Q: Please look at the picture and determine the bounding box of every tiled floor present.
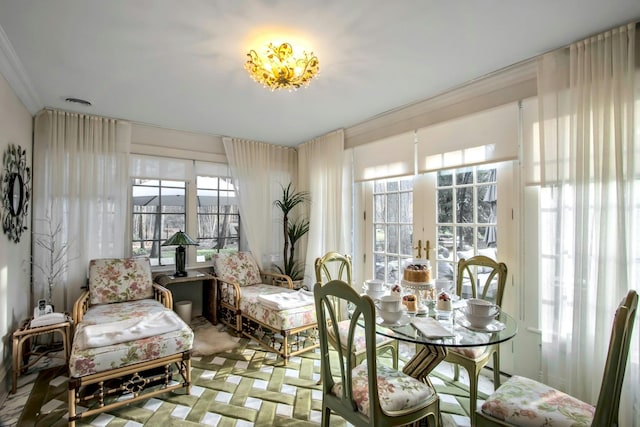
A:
[1,348,67,426]
[0,342,499,427]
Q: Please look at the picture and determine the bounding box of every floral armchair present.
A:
[68,258,193,426]
[212,251,318,364]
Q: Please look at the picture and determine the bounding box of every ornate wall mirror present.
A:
[2,143,31,243]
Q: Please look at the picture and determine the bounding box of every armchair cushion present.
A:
[89,257,154,305]
[213,251,261,287]
[69,298,193,377]
[331,363,436,417]
[480,375,595,426]
[238,284,316,330]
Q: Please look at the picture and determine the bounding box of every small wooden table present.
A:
[154,270,217,324]
[12,315,72,394]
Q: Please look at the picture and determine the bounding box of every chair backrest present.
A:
[314,279,379,418]
[315,252,353,321]
[456,255,507,306]
[593,289,638,426]
[88,257,154,305]
[314,252,352,285]
[212,251,262,287]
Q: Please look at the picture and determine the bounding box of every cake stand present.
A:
[400,279,435,315]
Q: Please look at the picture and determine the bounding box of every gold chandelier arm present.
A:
[245,42,320,91]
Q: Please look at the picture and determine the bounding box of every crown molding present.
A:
[0,23,42,114]
[344,58,537,149]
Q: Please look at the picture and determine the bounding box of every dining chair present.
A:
[444,255,507,425]
[314,278,441,427]
[314,251,398,369]
[476,289,638,426]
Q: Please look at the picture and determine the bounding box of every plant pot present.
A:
[275,278,306,290]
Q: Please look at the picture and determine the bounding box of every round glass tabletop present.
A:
[365,309,518,348]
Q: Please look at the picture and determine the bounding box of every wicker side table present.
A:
[11,315,72,394]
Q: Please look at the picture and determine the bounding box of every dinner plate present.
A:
[457,316,506,333]
[377,314,411,327]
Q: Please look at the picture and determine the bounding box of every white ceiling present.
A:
[1,1,639,146]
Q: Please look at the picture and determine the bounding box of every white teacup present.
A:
[467,298,500,316]
[463,309,497,328]
[380,307,404,324]
[365,279,385,292]
[377,295,403,312]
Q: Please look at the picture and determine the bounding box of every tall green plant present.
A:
[273,183,310,280]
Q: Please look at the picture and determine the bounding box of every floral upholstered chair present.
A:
[314,251,398,370]
[444,254,508,425]
[315,279,440,427]
[68,258,193,426]
[477,290,637,427]
[212,251,318,364]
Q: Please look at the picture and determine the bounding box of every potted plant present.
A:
[273,183,310,283]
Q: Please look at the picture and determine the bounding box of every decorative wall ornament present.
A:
[2,143,31,243]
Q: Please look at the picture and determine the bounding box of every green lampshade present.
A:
[161,230,198,247]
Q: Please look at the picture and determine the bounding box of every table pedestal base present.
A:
[402,345,447,382]
[402,345,447,427]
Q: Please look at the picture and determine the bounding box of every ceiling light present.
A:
[245,42,319,91]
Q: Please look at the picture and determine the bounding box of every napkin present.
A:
[410,317,455,338]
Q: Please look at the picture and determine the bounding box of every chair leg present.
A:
[492,350,501,389]
[391,342,399,369]
[321,404,331,427]
[68,386,77,427]
[453,363,460,381]
[469,367,479,427]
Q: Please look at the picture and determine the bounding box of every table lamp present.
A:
[161,230,198,277]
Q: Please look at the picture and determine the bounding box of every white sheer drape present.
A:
[298,129,351,289]
[222,137,297,269]
[536,23,639,424]
[32,109,130,312]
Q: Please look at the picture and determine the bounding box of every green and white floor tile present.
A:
[0,336,499,426]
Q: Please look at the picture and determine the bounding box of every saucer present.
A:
[377,314,411,327]
[457,316,506,332]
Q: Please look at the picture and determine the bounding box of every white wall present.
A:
[0,71,32,393]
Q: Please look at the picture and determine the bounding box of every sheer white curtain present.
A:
[298,129,351,289]
[222,137,297,269]
[32,109,130,312]
[536,23,639,424]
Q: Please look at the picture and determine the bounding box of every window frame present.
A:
[129,159,242,271]
[195,174,241,261]
[131,178,187,268]
[368,177,415,283]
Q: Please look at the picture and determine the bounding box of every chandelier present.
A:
[245,42,319,91]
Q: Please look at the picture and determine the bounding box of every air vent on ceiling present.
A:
[64,97,92,106]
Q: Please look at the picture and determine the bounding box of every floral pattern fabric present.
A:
[239,284,316,330]
[212,252,262,287]
[332,320,395,352]
[69,299,194,377]
[331,363,435,417]
[89,258,154,305]
[481,375,595,426]
[449,345,486,358]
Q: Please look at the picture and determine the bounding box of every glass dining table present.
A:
[365,308,518,382]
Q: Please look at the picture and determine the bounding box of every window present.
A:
[196,175,240,262]
[436,165,498,282]
[129,156,242,269]
[131,179,186,266]
[372,178,414,283]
